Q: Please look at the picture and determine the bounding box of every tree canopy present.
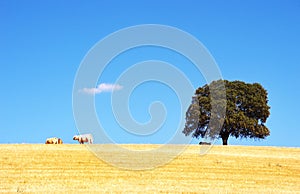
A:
[183,80,270,145]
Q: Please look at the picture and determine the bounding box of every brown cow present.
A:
[45,137,63,144]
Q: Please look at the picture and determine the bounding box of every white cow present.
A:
[73,134,93,144]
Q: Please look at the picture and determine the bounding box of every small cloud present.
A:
[79,83,123,94]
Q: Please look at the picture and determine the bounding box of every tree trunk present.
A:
[222,138,228,145]
[221,133,229,145]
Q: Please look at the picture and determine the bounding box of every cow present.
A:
[45,137,63,144]
[199,142,211,145]
[73,134,93,144]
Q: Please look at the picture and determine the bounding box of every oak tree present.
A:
[183,80,270,145]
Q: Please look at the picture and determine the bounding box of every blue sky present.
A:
[0,0,299,147]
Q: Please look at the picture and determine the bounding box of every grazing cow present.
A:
[73,134,93,144]
[45,137,63,144]
[199,142,211,145]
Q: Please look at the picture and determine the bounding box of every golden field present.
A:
[0,144,299,193]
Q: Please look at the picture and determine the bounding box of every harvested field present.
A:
[0,144,299,193]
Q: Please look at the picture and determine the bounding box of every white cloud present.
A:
[80,83,123,94]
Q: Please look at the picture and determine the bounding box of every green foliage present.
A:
[183,80,270,145]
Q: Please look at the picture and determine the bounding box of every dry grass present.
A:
[0,144,299,193]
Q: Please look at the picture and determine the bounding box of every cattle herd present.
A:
[45,134,93,144]
[45,134,209,145]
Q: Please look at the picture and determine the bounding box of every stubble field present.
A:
[0,144,299,193]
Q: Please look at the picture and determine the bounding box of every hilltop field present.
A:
[0,144,299,193]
